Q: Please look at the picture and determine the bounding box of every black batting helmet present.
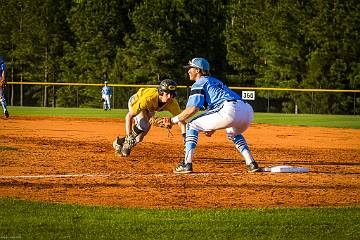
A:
[158,79,177,97]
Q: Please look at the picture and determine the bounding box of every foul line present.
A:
[0,172,247,179]
[1,171,357,179]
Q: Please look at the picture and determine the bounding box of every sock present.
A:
[132,125,144,137]
[233,134,255,165]
[184,129,198,164]
[129,125,145,145]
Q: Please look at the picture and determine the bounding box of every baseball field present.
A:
[1,107,359,239]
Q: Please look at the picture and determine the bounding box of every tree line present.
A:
[0,0,359,113]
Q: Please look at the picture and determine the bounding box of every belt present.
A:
[226,99,248,104]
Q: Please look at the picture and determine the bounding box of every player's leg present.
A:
[114,94,136,156]
[105,95,111,110]
[0,88,9,118]
[121,110,154,156]
[102,94,107,110]
[226,101,260,172]
[132,110,153,143]
[175,107,234,173]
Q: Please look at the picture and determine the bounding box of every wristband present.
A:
[171,116,180,124]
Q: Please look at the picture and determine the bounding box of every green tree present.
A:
[1,0,73,107]
[304,0,360,90]
[300,0,360,113]
[62,0,138,107]
[113,0,228,85]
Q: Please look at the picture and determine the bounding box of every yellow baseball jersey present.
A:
[130,88,181,116]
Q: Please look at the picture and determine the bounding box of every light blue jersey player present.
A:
[170,57,261,173]
[0,56,9,118]
[101,81,112,110]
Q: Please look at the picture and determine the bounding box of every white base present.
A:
[262,165,309,173]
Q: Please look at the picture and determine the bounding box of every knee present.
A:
[137,118,150,132]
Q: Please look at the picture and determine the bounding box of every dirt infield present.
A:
[1,116,359,208]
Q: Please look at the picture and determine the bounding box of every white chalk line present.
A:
[0,172,245,179]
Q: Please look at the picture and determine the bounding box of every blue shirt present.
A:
[102,86,112,95]
[186,76,241,111]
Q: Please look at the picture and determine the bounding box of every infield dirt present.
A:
[1,116,359,208]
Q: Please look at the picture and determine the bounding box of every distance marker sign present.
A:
[242,91,255,100]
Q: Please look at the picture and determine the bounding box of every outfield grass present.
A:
[7,106,360,128]
[0,198,358,240]
[7,106,128,118]
[255,112,360,129]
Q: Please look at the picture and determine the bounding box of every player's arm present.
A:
[171,106,200,124]
[125,108,137,136]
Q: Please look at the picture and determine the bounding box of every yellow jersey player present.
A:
[113,79,186,156]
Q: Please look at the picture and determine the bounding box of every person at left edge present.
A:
[101,81,112,110]
[112,79,186,157]
[0,56,9,118]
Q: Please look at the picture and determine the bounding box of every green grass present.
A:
[254,112,360,128]
[7,106,128,118]
[0,198,358,240]
[7,106,360,128]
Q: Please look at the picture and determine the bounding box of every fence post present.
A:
[267,91,270,113]
[10,63,14,106]
[311,92,314,114]
[76,87,79,108]
[112,86,115,109]
[11,85,14,106]
[354,92,356,115]
[52,85,55,108]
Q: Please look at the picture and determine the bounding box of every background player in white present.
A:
[0,56,9,118]
[169,57,261,173]
[101,81,112,110]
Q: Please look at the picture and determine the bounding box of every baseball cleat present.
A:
[174,161,193,174]
[120,136,136,157]
[113,137,125,149]
[113,137,125,156]
[246,162,261,172]
[4,110,9,118]
[120,146,131,156]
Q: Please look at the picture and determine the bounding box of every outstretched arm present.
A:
[124,109,136,136]
[171,106,200,124]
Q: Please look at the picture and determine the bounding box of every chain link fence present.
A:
[4,82,360,115]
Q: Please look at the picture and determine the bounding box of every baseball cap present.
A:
[104,81,108,84]
[184,57,210,71]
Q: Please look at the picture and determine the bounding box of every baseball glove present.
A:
[149,116,173,129]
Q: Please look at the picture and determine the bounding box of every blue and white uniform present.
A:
[102,83,112,110]
[185,76,255,165]
[0,60,8,116]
